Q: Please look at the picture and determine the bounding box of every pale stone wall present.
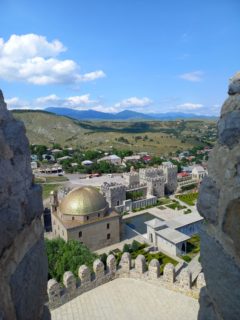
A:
[0,90,50,320]
[197,73,240,320]
[101,182,126,208]
[52,213,120,251]
[47,254,203,310]
[160,163,178,193]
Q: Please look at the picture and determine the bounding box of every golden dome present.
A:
[60,186,108,216]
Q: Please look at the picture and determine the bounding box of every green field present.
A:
[12,110,217,156]
[177,193,199,206]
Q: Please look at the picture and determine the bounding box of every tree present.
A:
[45,238,97,282]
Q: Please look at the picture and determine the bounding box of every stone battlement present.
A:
[47,253,205,310]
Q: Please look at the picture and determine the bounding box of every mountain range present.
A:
[45,107,217,121]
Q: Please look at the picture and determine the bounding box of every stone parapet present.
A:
[48,255,204,310]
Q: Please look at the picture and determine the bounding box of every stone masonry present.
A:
[48,253,203,310]
[197,72,240,320]
[0,90,50,320]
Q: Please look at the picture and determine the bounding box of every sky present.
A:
[1,0,240,115]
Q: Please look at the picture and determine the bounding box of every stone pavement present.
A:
[51,278,199,320]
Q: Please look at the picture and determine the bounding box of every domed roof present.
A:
[60,186,108,216]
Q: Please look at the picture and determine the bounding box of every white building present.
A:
[192,166,207,182]
[145,213,203,256]
[81,160,93,166]
[97,154,121,165]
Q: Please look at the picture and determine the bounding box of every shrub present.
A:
[182,255,192,263]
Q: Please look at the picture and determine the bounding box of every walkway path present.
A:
[51,278,199,320]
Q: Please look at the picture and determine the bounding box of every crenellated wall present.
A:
[47,253,205,310]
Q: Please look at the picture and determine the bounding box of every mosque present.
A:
[50,186,120,251]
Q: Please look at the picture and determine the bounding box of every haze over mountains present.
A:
[45,107,217,121]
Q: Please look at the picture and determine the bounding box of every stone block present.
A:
[119,252,131,272]
[135,254,146,274]
[47,279,61,305]
[78,265,91,285]
[63,271,76,296]
[196,272,206,289]
[106,254,116,274]
[148,259,160,279]
[179,268,192,289]
[163,263,175,283]
[93,259,105,279]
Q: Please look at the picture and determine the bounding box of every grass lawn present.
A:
[42,183,62,199]
[176,192,199,206]
[108,240,177,275]
[166,201,186,210]
[158,197,172,205]
[182,235,200,262]
[35,175,69,183]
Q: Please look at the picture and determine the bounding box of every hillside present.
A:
[45,107,216,121]
[12,110,217,155]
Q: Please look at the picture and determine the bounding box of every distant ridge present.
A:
[45,107,217,121]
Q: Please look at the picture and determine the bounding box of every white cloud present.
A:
[179,71,203,82]
[0,34,106,85]
[176,102,203,110]
[6,94,97,110]
[115,97,152,109]
[5,97,30,109]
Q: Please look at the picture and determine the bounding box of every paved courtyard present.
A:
[51,278,199,320]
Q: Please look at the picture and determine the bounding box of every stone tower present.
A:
[0,90,50,319]
[160,162,178,194]
[101,182,126,208]
[139,168,165,197]
[197,72,240,319]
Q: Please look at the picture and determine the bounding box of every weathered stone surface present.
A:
[119,252,131,272]
[163,263,175,283]
[199,230,240,320]
[0,90,50,320]
[228,72,240,95]
[148,259,160,279]
[218,110,240,147]
[106,254,116,274]
[197,176,219,224]
[78,265,91,284]
[135,254,146,274]
[10,240,48,320]
[198,73,240,319]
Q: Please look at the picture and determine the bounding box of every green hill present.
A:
[12,110,217,155]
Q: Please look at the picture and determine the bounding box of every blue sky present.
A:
[1,0,240,115]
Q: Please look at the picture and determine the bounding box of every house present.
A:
[192,166,207,181]
[82,160,93,166]
[142,155,152,163]
[97,154,121,165]
[123,155,141,163]
[145,213,203,256]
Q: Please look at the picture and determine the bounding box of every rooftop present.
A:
[145,218,166,229]
[156,227,190,244]
[51,278,199,320]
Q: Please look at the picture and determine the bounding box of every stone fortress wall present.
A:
[101,182,126,208]
[47,252,205,310]
[197,72,240,319]
[0,91,50,320]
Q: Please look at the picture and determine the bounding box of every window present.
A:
[117,200,120,206]
[107,233,111,239]
[86,216,89,221]
[98,213,100,218]
[107,223,110,229]
[72,217,74,221]
[79,231,82,238]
